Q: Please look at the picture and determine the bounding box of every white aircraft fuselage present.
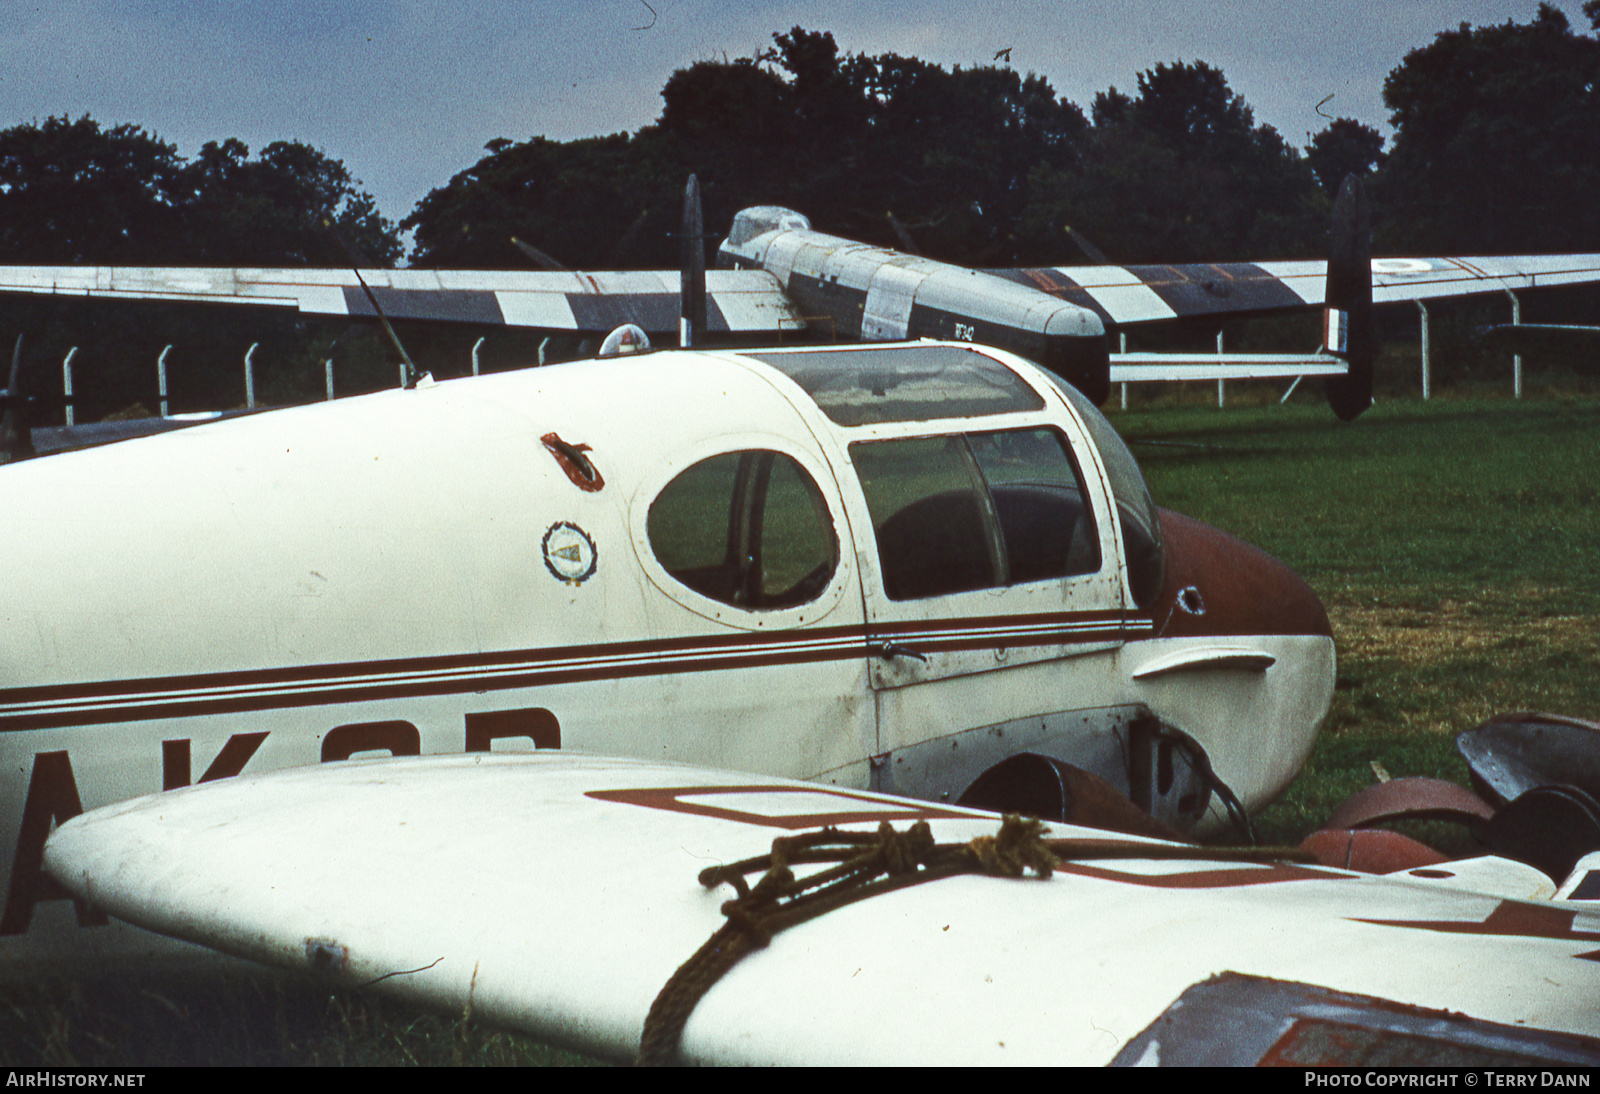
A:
[0,340,1334,972]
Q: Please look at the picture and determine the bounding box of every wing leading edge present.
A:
[0,266,806,338]
[996,253,1600,328]
[10,255,1597,339]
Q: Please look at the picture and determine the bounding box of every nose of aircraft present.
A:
[1127,508,1336,826]
[1149,508,1332,643]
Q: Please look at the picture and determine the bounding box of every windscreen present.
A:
[1043,375,1166,610]
[745,345,1045,427]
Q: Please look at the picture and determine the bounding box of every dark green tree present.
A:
[844,54,1087,261]
[1306,119,1386,196]
[180,138,402,267]
[0,116,187,263]
[404,132,678,269]
[1020,61,1320,264]
[405,28,1088,269]
[0,118,404,417]
[0,118,400,267]
[1377,4,1600,253]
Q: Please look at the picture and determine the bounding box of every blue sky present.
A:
[0,1,1590,238]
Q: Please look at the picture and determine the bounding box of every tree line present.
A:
[406,4,1600,269]
[2,3,1598,414]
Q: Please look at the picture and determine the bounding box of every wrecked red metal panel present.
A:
[1111,972,1600,1066]
[1324,775,1495,832]
[1298,828,1449,874]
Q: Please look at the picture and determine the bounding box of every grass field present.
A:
[1117,385,1600,845]
[4,385,1598,1065]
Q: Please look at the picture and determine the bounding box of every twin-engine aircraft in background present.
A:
[1,176,1599,438]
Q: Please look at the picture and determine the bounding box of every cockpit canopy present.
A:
[724,206,812,250]
[744,345,1044,427]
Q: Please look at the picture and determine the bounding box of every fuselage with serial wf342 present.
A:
[0,338,1333,973]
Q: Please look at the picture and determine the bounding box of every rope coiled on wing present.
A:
[635,814,1056,1066]
[635,815,1314,1065]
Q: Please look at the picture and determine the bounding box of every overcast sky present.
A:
[0,1,1590,247]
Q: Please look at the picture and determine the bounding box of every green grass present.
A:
[0,969,601,1067]
[1112,389,1600,846]
[1122,394,1600,599]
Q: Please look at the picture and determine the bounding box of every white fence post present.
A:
[1118,332,1127,409]
[1507,289,1522,398]
[1417,302,1431,400]
[244,343,258,409]
[1216,330,1225,407]
[62,347,76,427]
[157,345,172,418]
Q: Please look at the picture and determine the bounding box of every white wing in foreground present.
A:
[42,753,1600,1066]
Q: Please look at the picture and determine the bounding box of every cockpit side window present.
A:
[1042,376,1167,610]
[648,450,839,610]
[850,429,1100,601]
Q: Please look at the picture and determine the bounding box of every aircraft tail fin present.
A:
[680,175,706,348]
[1323,174,1374,421]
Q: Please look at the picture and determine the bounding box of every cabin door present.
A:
[845,425,1131,802]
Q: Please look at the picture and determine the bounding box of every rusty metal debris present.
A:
[1298,828,1448,874]
[1323,776,1495,833]
[1456,711,1600,807]
[1310,713,1600,884]
[957,753,1190,842]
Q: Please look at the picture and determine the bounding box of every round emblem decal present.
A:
[542,522,598,585]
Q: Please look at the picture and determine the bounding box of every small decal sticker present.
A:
[542,522,598,585]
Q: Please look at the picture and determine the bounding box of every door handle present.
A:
[874,642,928,663]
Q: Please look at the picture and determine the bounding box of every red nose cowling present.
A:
[1150,509,1332,643]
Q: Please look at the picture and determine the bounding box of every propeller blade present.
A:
[1324,174,1374,421]
[320,217,420,388]
[510,236,569,272]
[680,175,706,349]
[885,211,923,257]
[1063,224,1112,266]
